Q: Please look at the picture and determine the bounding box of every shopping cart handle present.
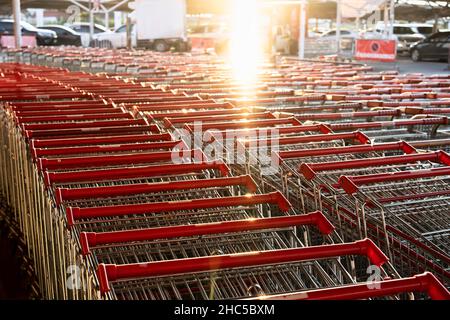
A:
[80,211,334,256]
[269,132,371,153]
[131,100,233,112]
[162,112,275,129]
[245,272,450,300]
[25,124,160,139]
[22,118,148,131]
[295,109,401,122]
[300,151,450,180]
[96,239,388,294]
[38,149,206,171]
[66,191,291,227]
[339,166,450,195]
[15,112,134,124]
[281,141,414,162]
[32,140,184,159]
[203,124,333,142]
[328,117,449,131]
[30,133,172,148]
[55,175,258,205]
[44,161,230,187]
[184,117,302,133]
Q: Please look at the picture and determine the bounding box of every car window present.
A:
[21,21,38,32]
[417,27,433,35]
[78,25,90,33]
[94,26,106,33]
[429,33,449,42]
[394,27,415,35]
[325,31,335,36]
[45,27,62,35]
[116,25,127,33]
[0,21,14,32]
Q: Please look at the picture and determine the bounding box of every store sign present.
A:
[0,36,37,48]
[355,39,397,62]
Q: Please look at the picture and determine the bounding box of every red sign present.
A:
[190,37,216,50]
[355,39,397,62]
[0,35,37,48]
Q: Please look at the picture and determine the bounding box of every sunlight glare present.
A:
[229,0,264,87]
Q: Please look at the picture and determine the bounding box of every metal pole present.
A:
[89,0,94,44]
[104,10,109,30]
[12,0,22,48]
[126,16,132,50]
[336,0,341,54]
[298,0,306,59]
[114,11,122,30]
[389,0,395,38]
[383,1,389,38]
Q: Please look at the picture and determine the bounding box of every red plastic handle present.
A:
[249,132,370,149]
[247,272,450,300]
[14,108,123,117]
[32,141,182,159]
[66,191,291,226]
[186,117,302,132]
[15,113,133,124]
[31,133,172,148]
[295,109,401,121]
[339,167,450,195]
[96,239,388,294]
[38,149,204,171]
[163,112,274,129]
[25,124,160,139]
[44,161,230,186]
[409,139,450,149]
[301,151,450,180]
[146,107,259,120]
[55,175,258,205]
[80,211,335,255]
[280,141,414,161]
[130,100,231,112]
[10,101,110,111]
[203,124,332,141]
[329,117,448,131]
[22,119,147,131]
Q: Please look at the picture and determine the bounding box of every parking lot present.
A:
[366,57,450,75]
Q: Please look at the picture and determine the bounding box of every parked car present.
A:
[410,31,450,62]
[67,22,108,47]
[39,25,82,46]
[0,19,57,46]
[91,24,137,49]
[320,29,358,40]
[0,19,36,37]
[319,29,357,50]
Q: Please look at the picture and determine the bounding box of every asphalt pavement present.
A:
[363,57,450,75]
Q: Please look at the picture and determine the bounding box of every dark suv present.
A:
[0,20,57,46]
[410,31,450,62]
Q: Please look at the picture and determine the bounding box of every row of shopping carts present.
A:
[0,49,449,300]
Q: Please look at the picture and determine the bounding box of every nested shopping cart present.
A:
[297,149,450,286]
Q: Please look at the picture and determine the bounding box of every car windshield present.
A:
[21,21,39,32]
[393,26,415,35]
[417,27,433,35]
